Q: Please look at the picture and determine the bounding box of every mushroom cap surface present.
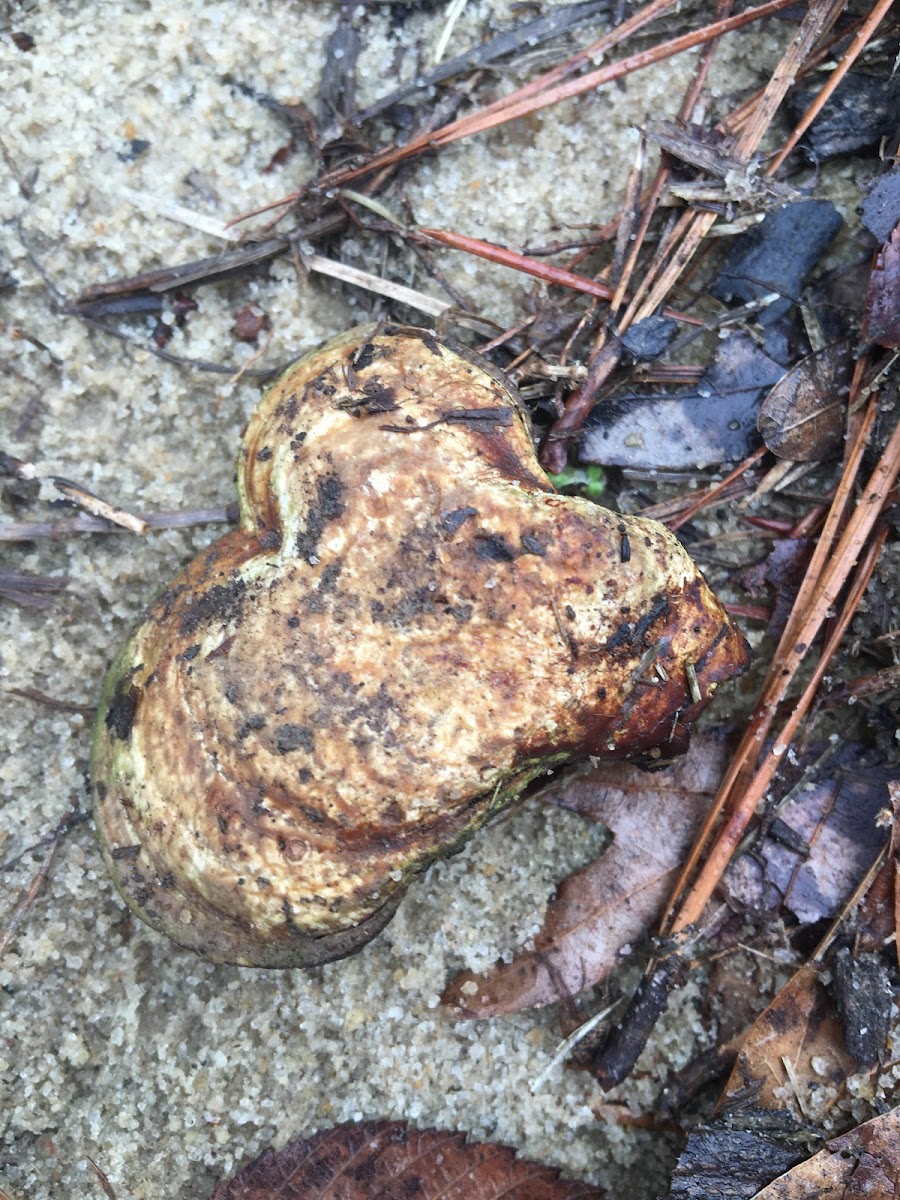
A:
[91,325,749,966]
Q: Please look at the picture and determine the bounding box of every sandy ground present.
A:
[2,4,795,1196]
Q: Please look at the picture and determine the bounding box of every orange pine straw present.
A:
[666,446,767,532]
[609,0,733,320]
[445,0,678,131]
[767,0,896,174]
[326,0,800,190]
[666,411,900,934]
[631,0,846,323]
[662,392,880,930]
[418,227,703,324]
[672,523,889,933]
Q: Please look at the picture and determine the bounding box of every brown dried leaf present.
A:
[757,340,849,462]
[207,1121,603,1200]
[720,963,853,1120]
[862,225,900,350]
[443,736,729,1018]
[749,1107,900,1199]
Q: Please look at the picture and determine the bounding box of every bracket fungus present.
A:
[91,325,749,967]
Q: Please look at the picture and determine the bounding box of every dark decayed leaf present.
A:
[757,340,849,462]
[750,1107,900,1199]
[722,743,897,926]
[710,201,842,325]
[862,224,900,349]
[831,948,893,1070]
[860,171,900,244]
[791,72,900,160]
[739,538,813,639]
[579,335,782,470]
[207,1121,603,1200]
[666,1122,805,1200]
[443,736,728,1018]
[620,315,677,362]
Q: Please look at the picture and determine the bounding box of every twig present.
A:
[530,1001,619,1093]
[433,0,470,64]
[303,251,452,318]
[323,0,801,191]
[630,0,846,325]
[120,189,454,318]
[353,0,612,122]
[2,454,149,533]
[5,687,94,714]
[668,421,900,936]
[85,1156,118,1200]
[0,506,235,541]
[419,227,701,323]
[0,801,78,962]
[51,479,149,535]
[665,447,767,531]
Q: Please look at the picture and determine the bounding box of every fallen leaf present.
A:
[749,1106,900,1199]
[710,201,842,325]
[739,539,813,638]
[579,335,783,470]
[832,947,893,1070]
[862,225,900,349]
[723,743,896,926]
[757,341,849,462]
[720,963,854,1121]
[207,1121,603,1200]
[860,170,900,244]
[443,736,728,1018]
[791,72,900,160]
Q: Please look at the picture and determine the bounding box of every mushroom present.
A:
[91,325,749,967]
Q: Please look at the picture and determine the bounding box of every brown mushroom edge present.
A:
[91,324,750,968]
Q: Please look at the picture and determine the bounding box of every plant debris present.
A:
[723,743,898,926]
[862,224,900,349]
[756,340,850,462]
[791,70,900,160]
[709,201,843,325]
[207,1121,602,1200]
[443,735,729,1018]
[751,1107,900,1198]
[579,336,782,471]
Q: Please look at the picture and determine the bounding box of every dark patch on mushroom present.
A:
[111,844,141,861]
[179,577,247,637]
[237,714,267,740]
[633,595,670,645]
[475,533,517,563]
[520,534,546,556]
[605,623,634,651]
[105,678,141,741]
[441,506,477,534]
[275,723,314,754]
[295,472,346,562]
[352,341,377,371]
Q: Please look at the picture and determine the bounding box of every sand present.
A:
[2,3,807,1196]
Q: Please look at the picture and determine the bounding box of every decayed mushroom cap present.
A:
[91,325,749,967]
